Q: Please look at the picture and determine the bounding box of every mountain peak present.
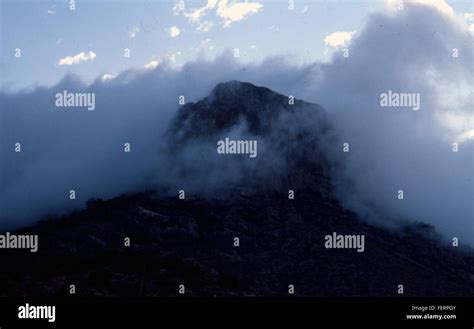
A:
[212,80,251,90]
[208,80,289,106]
[171,80,325,139]
[210,80,271,97]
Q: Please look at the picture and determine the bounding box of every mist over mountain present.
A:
[0,74,473,298]
[0,1,472,247]
[0,82,473,298]
[160,80,331,196]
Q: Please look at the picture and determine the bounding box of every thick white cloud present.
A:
[143,59,160,69]
[58,51,96,66]
[324,31,355,48]
[216,0,263,27]
[385,0,454,16]
[184,0,262,32]
[457,129,474,143]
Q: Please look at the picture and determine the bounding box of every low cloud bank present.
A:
[0,2,472,244]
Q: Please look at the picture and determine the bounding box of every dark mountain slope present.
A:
[0,191,473,297]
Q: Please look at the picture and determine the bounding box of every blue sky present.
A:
[0,0,472,91]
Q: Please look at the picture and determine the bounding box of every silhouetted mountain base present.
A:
[0,190,472,297]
